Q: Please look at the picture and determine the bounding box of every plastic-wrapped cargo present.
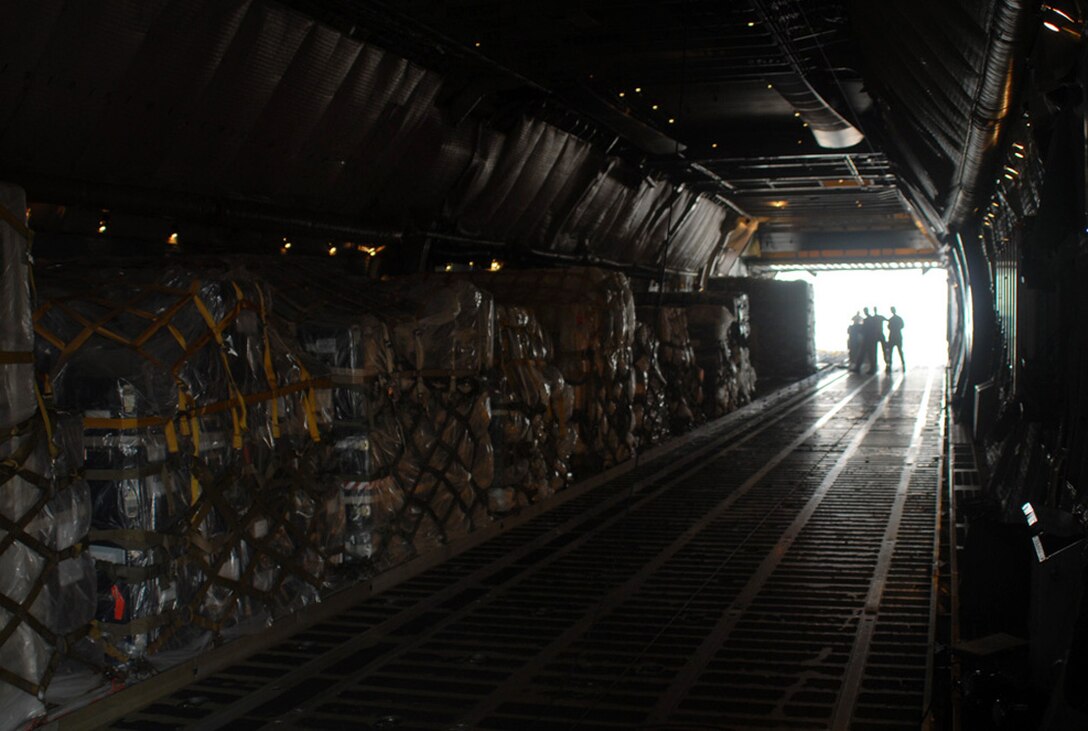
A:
[1,184,95,731]
[632,321,670,446]
[490,305,575,512]
[686,304,740,418]
[636,306,703,433]
[365,280,495,567]
[639,291,758,419]
[149,274,339,635]
[294,315,399,563]
[706,277,815,380]
[241,261,496,570]
[43,344,193,661]
[452,268,637,472]
[33,264,340,663]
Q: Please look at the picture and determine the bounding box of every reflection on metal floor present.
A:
[106,367,944,731]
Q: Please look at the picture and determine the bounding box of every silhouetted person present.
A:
[871,306,888,373]
[887,306,905,371]
[847,312,864,372]
[860,307,877,374]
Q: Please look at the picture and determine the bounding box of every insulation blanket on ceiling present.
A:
[0,0,739,275]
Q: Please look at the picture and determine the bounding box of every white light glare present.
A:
[1022,502,1039,527]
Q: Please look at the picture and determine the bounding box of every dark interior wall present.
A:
[942,21,1088,722]
[706,277,816,381]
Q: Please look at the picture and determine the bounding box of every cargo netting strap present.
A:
[632,321,669,446]
[0,408,88,696]
[35,279,323,454]
[0,350,34,364]
[370,377,490,565]
[556,347,635,470]
[183,450,340,637]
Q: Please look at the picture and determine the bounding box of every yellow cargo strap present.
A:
[0,350,33,364]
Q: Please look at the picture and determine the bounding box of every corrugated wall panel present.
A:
[0,0,738,272]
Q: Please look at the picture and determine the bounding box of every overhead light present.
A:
[652,103,659,110]
[328,245,337,256]
[747,21,756,27]
[167,232,179,246]
[1012,142,1025,150]
[283,240,292,249]
[1013,151,1025,159]
[634,86,642,93]
[1044,20,1061,32]
[474,40,481,47]
[767,83,773,89]
[1004,166,1020,176]
[667,117,675,124]
[711,143,718,149]
[618,91,626,98]
[768,200,788,209]
[793,111,801,118]
[97,220,107,234]
[1046,5,1076,22]
[489,259,503,271]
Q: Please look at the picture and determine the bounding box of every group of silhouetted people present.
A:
[847,307,905,374]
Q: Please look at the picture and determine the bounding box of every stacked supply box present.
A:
[632,320,670,446]
[34,264,342,665]
[685,303,752,418]
[373,280,495,566]
[706,277,815,380]
[636,306,703,433]
[150,272,340,636]
[294,315,398,564]
[242,261,496,570]
[455,268,637,471]
[490,305,575,513]
[648,291,758,419]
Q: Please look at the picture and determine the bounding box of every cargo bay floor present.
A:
[87,366,946,731]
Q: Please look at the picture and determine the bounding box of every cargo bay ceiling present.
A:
[0,0,1037,275]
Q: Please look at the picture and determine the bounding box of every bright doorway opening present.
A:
[775,268,949,367]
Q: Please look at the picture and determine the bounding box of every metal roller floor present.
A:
[99,367,945,731]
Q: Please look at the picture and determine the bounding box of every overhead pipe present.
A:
[943,0,1034,228]
[750,0,866,149]
[18,174,403,243]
